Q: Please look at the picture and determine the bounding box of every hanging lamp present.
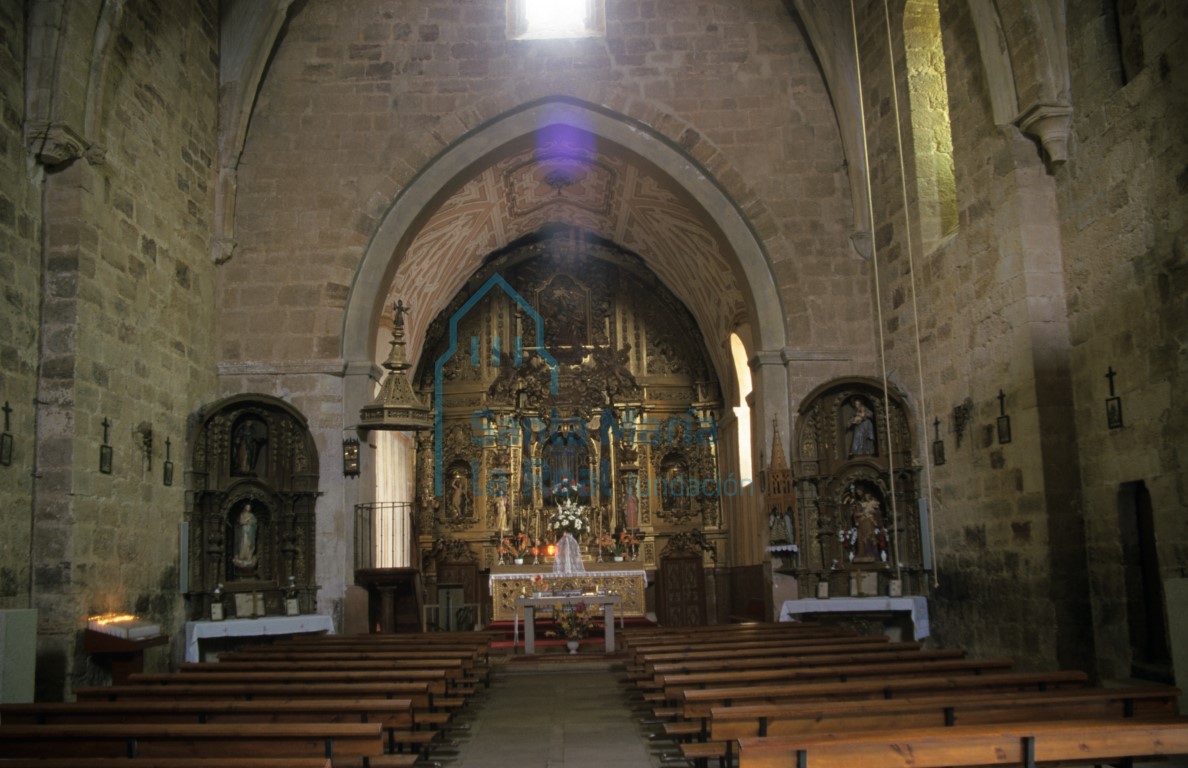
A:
[358,300,433,431]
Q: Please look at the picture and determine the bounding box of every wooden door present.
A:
[657,554,706,626]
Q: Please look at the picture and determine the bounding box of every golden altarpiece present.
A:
[412,228,726,621]
[788,381,929,598]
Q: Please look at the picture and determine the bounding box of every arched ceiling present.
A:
[382,125,748,388]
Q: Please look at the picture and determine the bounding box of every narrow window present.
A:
[730,333,753,486]
[904,0,957,252]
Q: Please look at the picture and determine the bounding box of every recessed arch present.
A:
[342,97,787,372]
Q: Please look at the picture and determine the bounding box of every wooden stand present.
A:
[83,629,168,685]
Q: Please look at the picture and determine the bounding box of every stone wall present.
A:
[0,2,41,614]
[848,0,1188,677]
[5,0,220,699]
[1059,0,1188,678]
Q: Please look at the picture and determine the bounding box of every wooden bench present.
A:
[682,684,1184,765]
[677,670,1091,722]
[0,723,393,766]
[735,717,1188,768]
[628,636,906,674]
[74,682,437,712]
[647,647,965,678]
[127,669,452,697]
[658,657,1016,703]
[0,698,419,756]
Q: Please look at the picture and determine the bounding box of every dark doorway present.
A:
[1118,481,1171,681]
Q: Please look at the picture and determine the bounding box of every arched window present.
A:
[904,0,957,252]
[730,333,753,486]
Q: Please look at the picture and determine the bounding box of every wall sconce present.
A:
[1,401,13,467]
[342,438,360,477]
[1105,367,1124,429]
[163,437,174,487]
[99,417,113,474]
[996,390,1012,445]
[931,417,945,466]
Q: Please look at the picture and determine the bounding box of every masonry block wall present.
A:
[1,1,220,699]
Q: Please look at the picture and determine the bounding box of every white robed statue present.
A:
[549,477,587,576]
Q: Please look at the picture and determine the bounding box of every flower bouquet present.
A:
[500,531,533,562]
[545,601,598,642]
[531,574,546,596]
[550,504,587,537]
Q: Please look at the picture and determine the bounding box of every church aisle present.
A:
[441,658,668,768]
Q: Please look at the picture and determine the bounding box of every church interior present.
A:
[2,1,1187,749]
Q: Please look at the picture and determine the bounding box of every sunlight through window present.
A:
[509,0,604,40]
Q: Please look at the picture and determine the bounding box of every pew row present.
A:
[0,723,406,768]
[735,717,1188,768]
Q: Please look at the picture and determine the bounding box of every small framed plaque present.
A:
[1106,396,1124,429]
[163,459,174,486]
[210,601,224,621]
[233,592,254,618]
[99,444,113,474]
[285,597,300,616]
[816,580,829,599]
[996,414,1012,445]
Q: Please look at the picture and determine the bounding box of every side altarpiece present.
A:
[788,380,929,597]
[185,394,320,620]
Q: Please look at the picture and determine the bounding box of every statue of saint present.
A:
[850,487,885,562]
[233,419,265,475]
[847,398,876,457]
[232,503,259,571]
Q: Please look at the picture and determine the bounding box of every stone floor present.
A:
[434,655,674,768]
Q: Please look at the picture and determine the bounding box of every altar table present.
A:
[514,594,622,654]
[778,596,930,640]
[184,615,334,662]
[489,567,646,621]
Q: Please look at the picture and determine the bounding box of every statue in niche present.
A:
[231,502,260,574]
[840,483,887,564]
[232,417,267,475]
[846,397,876,457]
[623,479,639,529]
[446,467,472,519]
[769,505,796,546]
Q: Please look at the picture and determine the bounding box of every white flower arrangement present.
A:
[550,500,587,536]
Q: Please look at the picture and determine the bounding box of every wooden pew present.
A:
[678,670,1091,722]
[209,651,491,690]
[685,685,1183,765]
[72,682,452,755]
[659,657,1016,702]
[0,698,416,756]
[0,723,387,765]
[735,717,1188,768]
[647,647,965,677]
[627,634,894,671]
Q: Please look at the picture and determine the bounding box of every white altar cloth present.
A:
[184,615,334,662]
[778,596,930,640]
